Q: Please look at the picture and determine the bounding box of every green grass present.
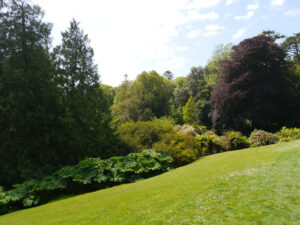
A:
[1,140,300,225]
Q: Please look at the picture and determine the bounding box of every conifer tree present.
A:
[0,0,65,186]
[183,97,196,124]
[53,19,115,160]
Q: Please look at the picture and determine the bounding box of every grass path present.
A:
[1,140,300,225]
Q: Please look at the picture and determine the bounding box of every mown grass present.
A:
[1,140,300,225]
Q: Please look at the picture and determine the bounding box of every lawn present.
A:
[1,140,300,225]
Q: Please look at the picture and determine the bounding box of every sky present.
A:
[32,0,300,86]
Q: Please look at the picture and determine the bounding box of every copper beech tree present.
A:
[210,34,298,134]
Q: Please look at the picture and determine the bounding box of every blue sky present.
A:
[33,0,300,86]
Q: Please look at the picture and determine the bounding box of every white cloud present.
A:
[285,9,300,16]
[203,24,225,37]
[247,3,259,10]
[187,30,202,39]
[235,11,255,20]
[203,31,220,37]
[270,0,285,6]
[187,0,221,9]
[187,24,225,38]
[175,46,189,52]
[226,0,239,6]
[205,24,225,31]
[233,27,247,40]
[187,11,219,21]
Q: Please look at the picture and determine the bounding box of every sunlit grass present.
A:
[1,140,300,225]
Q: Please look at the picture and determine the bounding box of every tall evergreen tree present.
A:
[53,19,116,161]
[0,0,66,186]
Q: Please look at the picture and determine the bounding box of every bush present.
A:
[224,131,249,150]
[193,125,209,135]
[0,150,173,215]
[174,124,199,136]
[153,133,202,166]
[249,130,279,147]
[196,131,226,155]
[277,127,300,142]
[116,120,175,152]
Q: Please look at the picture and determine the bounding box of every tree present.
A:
[100,84,115,107]
[53,19,117,161]
[261,30,285,41]
[185,66,212,126]
[174,87,190,107]
[210,34,298,134]
[183,96,196,124]
[163,70,174,80]
[186,66,208,97]
[281,33,300,64]
[112,71,173,123]
[173,77,189,107]
[205,43,233,88]
[0,0,66,186]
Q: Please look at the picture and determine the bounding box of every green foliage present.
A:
[0,1,121,187]
[100,84,115,107]
[174,87,190,107]
[277,127,300,142]
[112,71,173,123]
[0,150,173,215]
[173,77,187,89]
[153,133,202,166]
[0,0,68,185]
[205,43,233,86]
[196,131,226,155]
[281,33,300,64]
[52,19,118,161]
[261,30,285,41]
[193,125,209,135]
[249,130,279,147]
[182,45,232,128]
[169,104,184,125]
[186,67,212,126]
[224,131,249,150]
[183,96,196,124]
[163,70,174,80]
[116,120,175,152]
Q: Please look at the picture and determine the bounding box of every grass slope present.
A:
[1,140,300,225]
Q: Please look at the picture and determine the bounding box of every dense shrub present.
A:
[116,120,175,152]
[196,131,226,155]
[174,124,199,136]
[224,131,249,150]
[0,150,173,215]
[278,127,300,142]
[249,130,279,147]
[193,125,209,135]
[153,133,202,166]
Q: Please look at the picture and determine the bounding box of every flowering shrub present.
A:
[174,124,199,136]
